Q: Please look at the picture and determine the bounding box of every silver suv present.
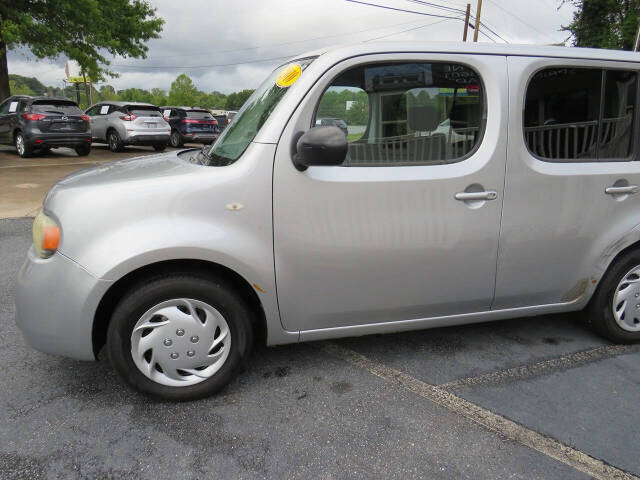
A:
[15,43,640,400]
[85,101,170,152]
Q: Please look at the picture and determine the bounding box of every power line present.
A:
[364,17,454,41]
[111,54,296,70]
[345,0,462,20]
[130,17,429,60]
[484,0,557,41]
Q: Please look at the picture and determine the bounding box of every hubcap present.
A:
[612,265,640,332]
[109,134,117,150]
[130,298,231,387]
[171,132,179,147]
[16,135,25,155]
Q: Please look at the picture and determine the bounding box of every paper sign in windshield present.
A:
[100,105,109,114]
[163,109,171,117]
[276,63,302,88]
[8,102,18,113]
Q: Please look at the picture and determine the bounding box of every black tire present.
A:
[106,274,254,400]
[585,248,640,343]
[169,130,183,148]
[153,143,167,152]
[15,131,32,158]
[107,129,124,152]
[75,145,91,156]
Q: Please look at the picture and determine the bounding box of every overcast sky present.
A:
[8,0,576,94]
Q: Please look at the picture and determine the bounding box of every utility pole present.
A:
[473,0,483,42]
[463,3,471,41]
[634,23,640,52]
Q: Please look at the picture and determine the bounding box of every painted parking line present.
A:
[0,161,103,169]
[323,342,638,480]
[439,344,636,390]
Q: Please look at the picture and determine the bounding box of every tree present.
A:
[561,0,640,50]
[167,74,199,106]
[0,0,164,101]
[99,85,119,101]
[150,87,167,106]
[225,89,254,110]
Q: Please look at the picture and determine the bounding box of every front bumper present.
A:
[15,247,112,361]
[25,131,91,148]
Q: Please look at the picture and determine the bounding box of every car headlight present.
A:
[32,211,61,259]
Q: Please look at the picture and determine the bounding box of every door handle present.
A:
[454,190,498,201]
[605,185,639,195]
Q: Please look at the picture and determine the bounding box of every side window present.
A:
[0,100,10,115]
[314,62,485,166]
[85,105,99,116]
[524,67,637,161]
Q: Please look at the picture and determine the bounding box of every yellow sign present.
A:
[276,63,302,88]
[68,76,91,83]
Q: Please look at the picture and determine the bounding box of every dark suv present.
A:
[0,96,91,157]
[160,106,220,147]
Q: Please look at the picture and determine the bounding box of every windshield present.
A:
[186,110,213,119]
[208,58,314,164]
[128,106,162,117]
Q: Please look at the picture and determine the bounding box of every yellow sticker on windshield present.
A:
[276,63,302,88]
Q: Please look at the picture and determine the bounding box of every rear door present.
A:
[273,54,509,332]
[495,57,640,309]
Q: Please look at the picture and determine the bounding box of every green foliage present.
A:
[99,85,119,101]
[317,89,369,125]
[8,74,46,95]
[167,73,200,106]
[118,87,153,103]
[225,89,255,110]
[561,0,640,50]
[1,0,164,84]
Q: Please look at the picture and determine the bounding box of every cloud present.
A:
[7,0,575,94]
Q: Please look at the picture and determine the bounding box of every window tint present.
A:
[186,110,213,119]
[31,100,83,115]
[524,67,637,161]
[0,100,9,115]
[127,106,162,117]
[314,62,485,167]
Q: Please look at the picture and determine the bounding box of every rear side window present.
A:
[524,67,637,161]
[31,101,82,115]
[186,110,213,119]
[314,62,485,167]
[127,106,162,117]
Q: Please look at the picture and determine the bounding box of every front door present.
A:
[273,54,509,332]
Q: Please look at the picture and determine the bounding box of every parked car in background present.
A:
[160,106,219,147]
[0,95,91,157]
[315,117,348,137]
[212,114,229,131]
[85,101,170,152]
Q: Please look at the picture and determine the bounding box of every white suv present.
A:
[85,101,170,152]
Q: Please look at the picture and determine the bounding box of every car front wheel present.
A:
[108,130,124,152]
[106,274,253,400]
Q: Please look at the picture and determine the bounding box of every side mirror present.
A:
[293,126,347,171]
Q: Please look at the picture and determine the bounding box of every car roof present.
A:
[97,101,157,107]
[9,95,76,103]
[159,106,209,111]
[292,41,640,64]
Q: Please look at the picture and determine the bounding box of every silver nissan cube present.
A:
[15,42,640,400]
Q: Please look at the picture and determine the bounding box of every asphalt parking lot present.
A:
[1,146,640,479]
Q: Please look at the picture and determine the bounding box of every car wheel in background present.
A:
[106,274,254,400]
[108,130,124,152]
[170,130,183,148]
[15,132,32,158]
[75,145,91,156]
[586,248,640,343]
[153,143,167,152]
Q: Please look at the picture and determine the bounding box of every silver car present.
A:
[85,101,170,152]
[15,43,640,400]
